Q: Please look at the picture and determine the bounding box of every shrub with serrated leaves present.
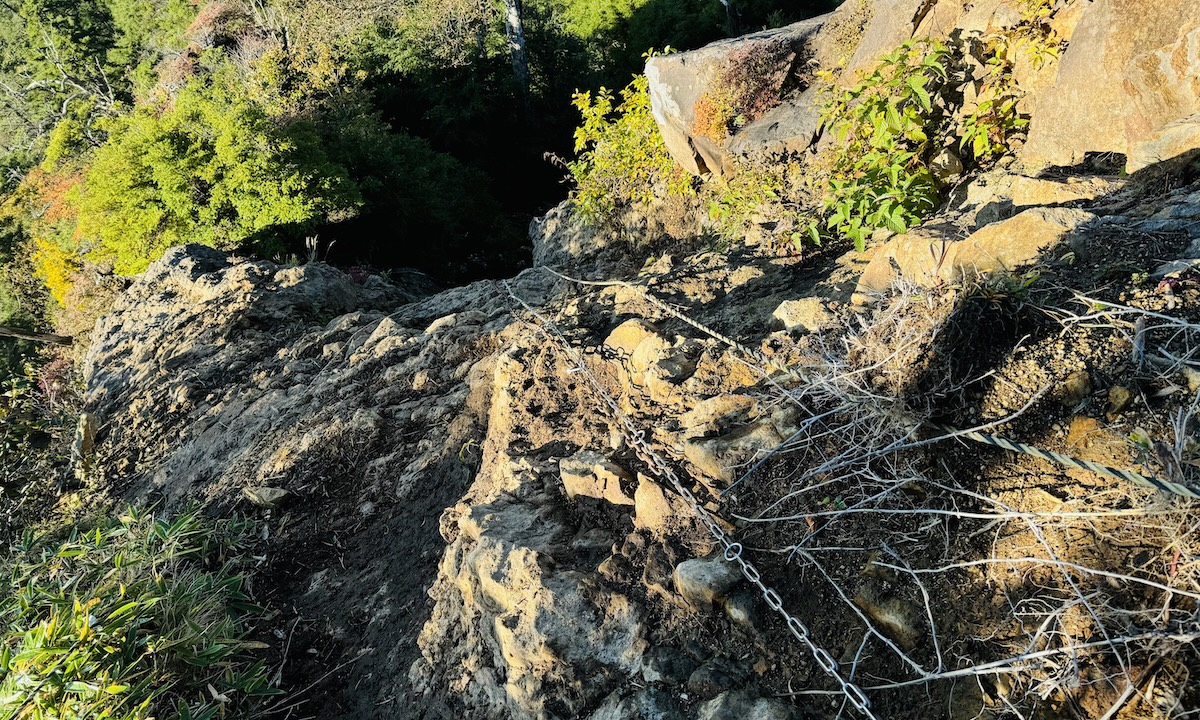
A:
[0,508,277,720]
[816,39,951,251]
[958,32,1030,163]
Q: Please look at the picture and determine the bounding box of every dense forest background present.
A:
[0,0,836,381]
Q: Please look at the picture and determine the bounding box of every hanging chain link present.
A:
[541,267,1198,501]
[503,281,878,719]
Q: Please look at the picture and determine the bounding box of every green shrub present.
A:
[817,39,951,251]
[0,508,276,720]
[568,68,693,226]
[75,64,361,275]
[959,34,1030,163]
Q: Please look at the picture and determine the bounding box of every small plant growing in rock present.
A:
[959,34,1031,162]
[1012,0,1066,68]
[692,41,795,142]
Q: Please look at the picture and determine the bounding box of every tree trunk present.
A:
[719,0,741,35]
[502,0,530,99]
[0,325,73,346]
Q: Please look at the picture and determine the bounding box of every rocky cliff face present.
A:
[77,2,1200,719]
[647,0,1200,178]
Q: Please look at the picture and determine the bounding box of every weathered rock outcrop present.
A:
[1022,0,1200,171]
[645,16,826,175]
[72,3,1200,719]
[855,207,1096,297]
[83,245,556,718]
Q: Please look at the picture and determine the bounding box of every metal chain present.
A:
[542,267,1199,502]
[503,281,879,719]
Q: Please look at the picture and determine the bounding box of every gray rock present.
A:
[645,17,827,177]
[642,646,698,685]
[674,555,743,609]
[530,200,611,270]
[643,543,676,599]
[589,687,685,720]
[697,690,795,720]
[728,86,822,159]
[242,486,290,509]
[687,657,752,700]
[723,591,760,629]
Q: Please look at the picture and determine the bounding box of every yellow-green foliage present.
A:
[705,163,793,242]
[568,70,693,225]
[0,508,276,719]
[75,66,360,276]
[960,34,1029,162]
[31,237,81,306]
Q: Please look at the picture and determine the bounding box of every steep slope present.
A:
[70,1,1200,718]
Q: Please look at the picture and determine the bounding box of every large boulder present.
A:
[726,86,822,159]
[644,16,826,177]
[828,0,928,81]
[1022,0,1200,172]
[1128,114,1200,174]
[855,207,1095,298]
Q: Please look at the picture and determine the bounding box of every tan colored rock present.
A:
[681,395,758,436]
[1128,113,1200,173]
[72,412,98,480]
[683,420,782,488]
[1057,370,1092,407]
[629,333,674,376]
[243,486,289,508]
[853,583,921,651]
[1010,176,1121,208]
[772,297,835,334]
[1107,386,1134,416]
[930,148,963,181]
[633,475,690,535]
[833,0,927,82]
[560,451,635,506]
[950,208,1095,281]
[1022,0,1200,172]
[953,0,1017,36]
[915,0,982,38]
[604,319,661,357]
[855,208,1095,297]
